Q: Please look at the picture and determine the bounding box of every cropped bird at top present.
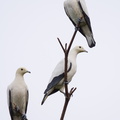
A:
[7,67,31,120]
[41,46,87,105]
[64,0,96,48]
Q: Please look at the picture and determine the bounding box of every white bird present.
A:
[7,67,30,120]
[64,0,96,48]
[41,46,87,105]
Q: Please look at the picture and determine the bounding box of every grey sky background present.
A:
[0,0,120,119]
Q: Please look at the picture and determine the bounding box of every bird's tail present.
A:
[41,94,48,105]
[86,35,96,48]
[13,114,28,120]
[13,116,21,120]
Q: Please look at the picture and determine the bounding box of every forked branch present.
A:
[58,21,80,120]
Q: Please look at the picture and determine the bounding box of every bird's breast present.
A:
[11,83,27,107]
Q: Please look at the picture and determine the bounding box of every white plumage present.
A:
[7,67,30,120]
[41,46,87,105]
[64,0,96,48]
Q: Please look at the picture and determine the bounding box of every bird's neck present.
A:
[15,74,24,81]
[68,51,78,61]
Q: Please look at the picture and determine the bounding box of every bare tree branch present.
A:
[58,20,81,120]
[58,31,77,120]
[67,28,78,55]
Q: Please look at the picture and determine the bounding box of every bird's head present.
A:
[16,67,31,76]
[74,46,88,53]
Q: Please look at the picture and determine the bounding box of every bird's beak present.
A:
[83,50,88,53]
[26,71,31,73]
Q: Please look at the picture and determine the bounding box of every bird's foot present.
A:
[60,91,69,98]
[75,18,83,30]
[60,90,65,96]
[64,81,69,84]
[60,90,72,98]
[21,114,27,120]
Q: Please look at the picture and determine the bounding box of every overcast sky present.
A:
[0,0,120,120]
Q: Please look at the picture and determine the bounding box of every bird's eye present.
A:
[79,46,81,48]
[21,68,23,71]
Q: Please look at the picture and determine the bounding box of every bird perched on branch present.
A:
[41,46,87,105]
[7,67,31,120]
[64,0,96,48]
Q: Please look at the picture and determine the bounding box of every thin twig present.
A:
[70,87,77,96]
[67,29,78,55]
[67,21,80,54]
[64,43,69,97]
[57,38,65,53]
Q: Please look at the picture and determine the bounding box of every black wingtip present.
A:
[41,101,44,105]
[41,94,47,105]
[41,97,44,105]
[86,36,96,48]
[89,41,96,48]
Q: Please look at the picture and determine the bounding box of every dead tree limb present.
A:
[57,22,80,120]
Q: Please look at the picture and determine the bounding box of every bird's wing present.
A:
[77,0,92,32]
[8,89,14,120]
[64,0,86,36]
[25,90,29,114]
[64,4,76,26]
[44,62,72,94]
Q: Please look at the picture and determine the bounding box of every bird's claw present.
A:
[64,81,69,84]
[75,18,83,30]
[21,114,27,120]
